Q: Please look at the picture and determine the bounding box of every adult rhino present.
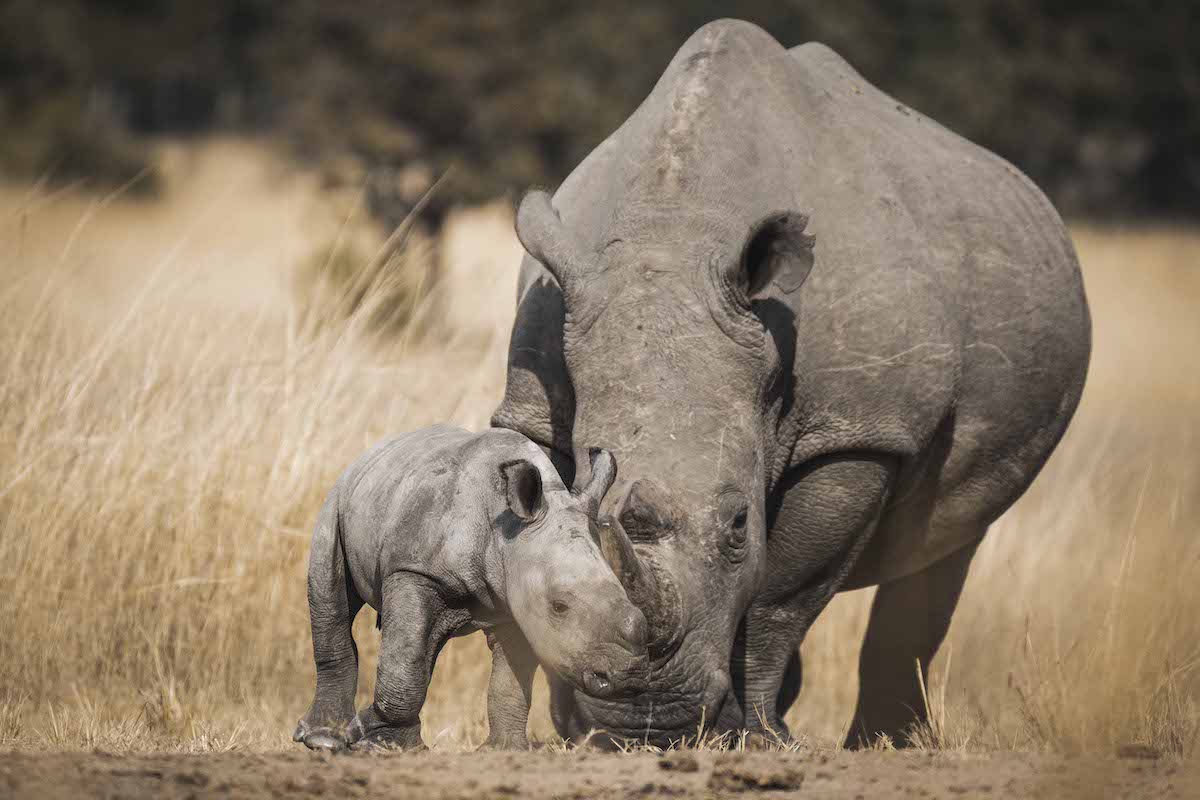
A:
[493,19,1090,748]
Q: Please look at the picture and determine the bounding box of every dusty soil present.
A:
[2,748,1194,799]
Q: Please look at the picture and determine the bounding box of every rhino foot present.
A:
[305,730,350,752]
[477,733,530,751]
[742,722,795,752]
[345,709,426,752]
[347,734,427,754]
[293,719,350,753]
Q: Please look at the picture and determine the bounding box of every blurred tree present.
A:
[0,0,1195,219]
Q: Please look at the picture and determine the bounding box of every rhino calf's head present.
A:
[499,448,649,698]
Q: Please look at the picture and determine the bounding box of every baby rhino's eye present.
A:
[551,599,570,616]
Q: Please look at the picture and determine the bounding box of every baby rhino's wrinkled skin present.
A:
[293,425,647,752]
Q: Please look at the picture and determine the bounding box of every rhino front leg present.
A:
[728,454,894,743]
[480,624,538,750]
[347,572,446,751]
[296,495,363,752]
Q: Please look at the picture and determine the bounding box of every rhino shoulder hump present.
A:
[787,41,866,83]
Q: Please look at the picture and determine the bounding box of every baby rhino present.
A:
[294,425,648,751]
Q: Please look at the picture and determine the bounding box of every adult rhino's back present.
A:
[781,40,1091,581]
[547,24,1089,466]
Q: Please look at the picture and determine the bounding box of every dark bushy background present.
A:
[2,0,1196,222]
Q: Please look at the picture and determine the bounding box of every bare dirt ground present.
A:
[3,748,1196,799]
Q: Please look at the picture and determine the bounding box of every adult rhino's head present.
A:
[509,181,814,743]
[494,19,817,745]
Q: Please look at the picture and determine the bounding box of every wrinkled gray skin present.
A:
[294,426,648,752]
[493,20,1091,748]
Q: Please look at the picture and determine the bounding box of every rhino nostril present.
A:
[583,669,612,696]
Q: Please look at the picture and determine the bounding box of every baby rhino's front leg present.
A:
[480,624,538,750]
[347,573,445,751]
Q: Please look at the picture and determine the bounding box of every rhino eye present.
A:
[728,509,748,548]
[717,492,749,529]
[718,494,750,563]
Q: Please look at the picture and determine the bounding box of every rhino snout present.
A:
[580,652,650,699]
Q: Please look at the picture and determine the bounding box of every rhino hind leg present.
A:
[846,538,980,749]
[775,650,802,717]
[296,496,363,751]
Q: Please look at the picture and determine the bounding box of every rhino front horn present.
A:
[596,514,653,602]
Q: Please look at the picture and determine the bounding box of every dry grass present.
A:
[1,140,1196,757]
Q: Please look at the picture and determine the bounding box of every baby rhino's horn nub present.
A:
[582,448,617,513]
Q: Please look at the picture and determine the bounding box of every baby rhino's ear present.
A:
[501,460,544,521]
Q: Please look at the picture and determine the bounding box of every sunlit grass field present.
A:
[1,140,1196,756]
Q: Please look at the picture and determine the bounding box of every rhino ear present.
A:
[741,212,815,299]
[491,273,577,484]
[501,460,545,521]
[515,190,584,297]
[515,191,558,268]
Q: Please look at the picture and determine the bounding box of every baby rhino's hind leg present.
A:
[296,496,362,751]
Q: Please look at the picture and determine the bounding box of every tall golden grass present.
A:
[1,141,1196,755]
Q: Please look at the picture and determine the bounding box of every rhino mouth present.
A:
[553,628,732,746]
[561,675,731,747]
